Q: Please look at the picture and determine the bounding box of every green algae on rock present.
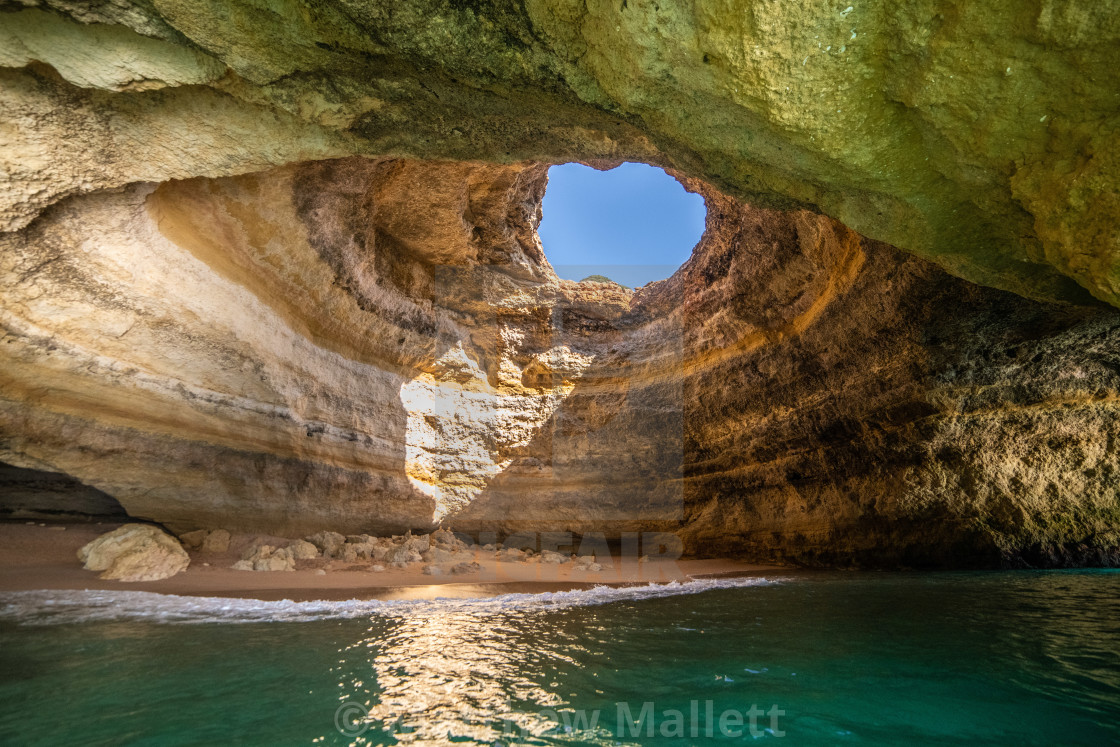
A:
[2,1,1119,304]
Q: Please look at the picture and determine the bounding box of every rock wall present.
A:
[673,189,1120,568]
[2,3,1119,567]
[2,157,1117,567]
[1,1,1118,306]
[0,461,127,521]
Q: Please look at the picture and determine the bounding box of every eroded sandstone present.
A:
[2,155,1117,567]
[2,3,1119,569]
[1,1,1118,305]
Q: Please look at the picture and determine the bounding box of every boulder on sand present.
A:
[234,542,296,571]
[255,548,295,572]
[387,544,421,564]
[286,539,320,560]
[78,524,190,582]
[540,550,570,564]
[178,528,231,553]
[403,532,430,553]
[178,529,208,550]
[305,531,346,558]
[201,529,231,553]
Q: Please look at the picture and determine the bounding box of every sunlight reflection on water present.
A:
[340,610,576,744]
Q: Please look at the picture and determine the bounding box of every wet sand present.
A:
[0,521,781,602]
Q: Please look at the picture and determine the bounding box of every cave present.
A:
[2,3,1119,743]
[3,151,1118,568]
[0,461,128,522]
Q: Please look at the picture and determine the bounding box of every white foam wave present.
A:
[0,577,778,625]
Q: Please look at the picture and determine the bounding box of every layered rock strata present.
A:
[2,157,1117,567]
[3,2,1120,568]
[1,2,1118,307]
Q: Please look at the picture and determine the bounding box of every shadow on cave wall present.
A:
[196,157,1120,561]
[443,191,1120,568]
[47,159,452,536]
[0,461,128,522]
[447,294,687,536]
[16,154,1118,563]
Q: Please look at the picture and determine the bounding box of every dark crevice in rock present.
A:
[0,461,128,522]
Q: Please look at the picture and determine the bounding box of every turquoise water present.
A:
[1,571,1117,745]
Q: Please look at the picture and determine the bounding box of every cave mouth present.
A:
[0,461,129,522]
[537,162,707,289]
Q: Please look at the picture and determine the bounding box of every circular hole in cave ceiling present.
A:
[537,162,707,289]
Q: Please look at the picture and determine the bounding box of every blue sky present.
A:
[538,162,707,288]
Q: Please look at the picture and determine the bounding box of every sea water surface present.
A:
[1,571,1117,745]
